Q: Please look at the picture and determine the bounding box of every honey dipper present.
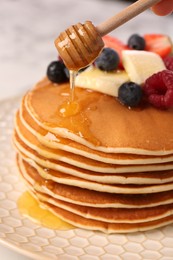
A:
[55,0,161,70]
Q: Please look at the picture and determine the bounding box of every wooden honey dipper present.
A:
[55,0,161,71]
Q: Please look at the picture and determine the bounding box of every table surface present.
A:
[0,0,173,259]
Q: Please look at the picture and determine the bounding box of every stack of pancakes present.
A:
[13,78,173,233]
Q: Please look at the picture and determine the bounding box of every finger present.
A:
[151,0,173,16]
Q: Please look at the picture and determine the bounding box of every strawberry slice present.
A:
[144,34,172,59]
[103,35,130,68]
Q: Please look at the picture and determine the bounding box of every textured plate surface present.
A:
[1,97,173,260]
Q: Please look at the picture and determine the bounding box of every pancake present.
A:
[17,152,173,195]
[19,176,173,233]
[13,77,173,233]
[16,110,173,165]
[15,135,173,185]
[18,156,173,209]
[37,193,173,224]
[39,200,173,233]
[13,131,173,175]
[25,79,173,155]
[18,173,173,233]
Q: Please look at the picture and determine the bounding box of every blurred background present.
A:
[0,0,172,101]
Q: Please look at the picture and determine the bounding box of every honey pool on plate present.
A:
[18,191,74,230]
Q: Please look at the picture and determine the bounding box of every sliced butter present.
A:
[75,67,129,97]
[122,50,166,84]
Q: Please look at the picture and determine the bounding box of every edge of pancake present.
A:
[17,156,173,209]
[17,109,173,165]
[24,89,173,156]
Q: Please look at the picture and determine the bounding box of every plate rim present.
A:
[0,238,50,260]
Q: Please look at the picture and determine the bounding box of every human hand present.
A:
[151,0,173,16]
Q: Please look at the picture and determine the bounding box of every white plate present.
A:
[1,97,173,260]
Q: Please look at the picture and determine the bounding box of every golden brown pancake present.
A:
[13,131,173,177]
[18,157,173,229]
[25,79,173,155]
[18,174,173,233]
[40,201,173,233]
[13,77,173,233]
[16,110,173,165]
[16,149,173,195]
[18,156,173,209]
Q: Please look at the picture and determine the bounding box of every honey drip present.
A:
[69,70,77,102]
[59,70,80,118]
[57,70,101,145]
[18,191,74,230]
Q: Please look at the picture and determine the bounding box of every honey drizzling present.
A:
[59,70,80,118]
[69,70,77,102]
[54,20,103,145]
[18,191,74,230]
[55,82,101,145]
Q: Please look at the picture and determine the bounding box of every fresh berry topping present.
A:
[144,34,172,58]
[95,48,120,71]
[47,61,68,83]
[103,35,129,68]
[127,34,145,50]
[118,82,142,107]
[143,70,173,109]
[163,55,173,72]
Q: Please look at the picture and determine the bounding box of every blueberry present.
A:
[47,61,68,83]
[118,82,142,107]
[128,34,146,50]
[95,48,120,71]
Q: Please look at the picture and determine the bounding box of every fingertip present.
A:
[151,7,172,16]
[151,0,173,16]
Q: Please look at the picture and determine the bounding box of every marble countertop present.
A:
[0,0,173,259]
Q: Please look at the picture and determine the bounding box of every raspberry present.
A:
[163,55,173,71]
[143,70,173,109]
